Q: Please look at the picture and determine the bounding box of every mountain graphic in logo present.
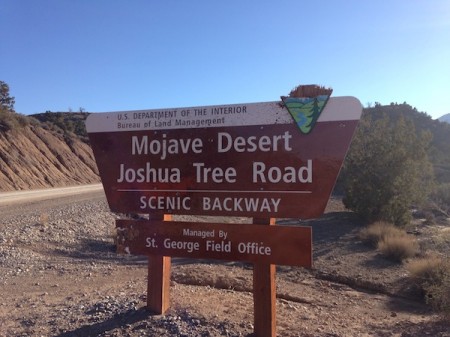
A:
[281,85,333,134]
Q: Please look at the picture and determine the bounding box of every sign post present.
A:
[147,213,171,314]
[86,88,362,336]
[253,217,277,337]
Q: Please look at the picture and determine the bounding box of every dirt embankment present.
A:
[0,125,99,191]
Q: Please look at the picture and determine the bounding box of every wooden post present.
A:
[253,217,276,337]
[147,214,172,314]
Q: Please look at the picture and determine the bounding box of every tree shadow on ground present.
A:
[384,277,432,314]
[303,211,363,243]
[367,318,449,337]
[54,308,151,337]
[53,237,253,269]
[295,211,368,260]
[54,306,255,337]
[360,253,399,270]
[52,238,147,266]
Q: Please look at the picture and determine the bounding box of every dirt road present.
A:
[0,183,103,206]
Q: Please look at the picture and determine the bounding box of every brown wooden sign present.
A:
[116,220,312,267]
[86,93,362,337]
[86,97,362,219]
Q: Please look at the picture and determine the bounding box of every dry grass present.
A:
[407,255,450,316]
[359,221,405,247]
[377,235,419,262]
[360,221,419,262]
[406,255,443,281]
[38,212,49,226]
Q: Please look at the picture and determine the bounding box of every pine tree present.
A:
[0,81,15,113]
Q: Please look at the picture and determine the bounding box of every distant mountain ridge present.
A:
[438,113,450,123]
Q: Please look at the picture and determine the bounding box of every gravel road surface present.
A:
[0,186,448,336]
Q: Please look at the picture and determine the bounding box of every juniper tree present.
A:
[341,113,434,226]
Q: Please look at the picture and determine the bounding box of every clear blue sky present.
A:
[1,0,449,119]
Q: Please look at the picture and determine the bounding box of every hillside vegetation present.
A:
[32,111,89,142]
[365,103,450,184]
[337,102,450,224]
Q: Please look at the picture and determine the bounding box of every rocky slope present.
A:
[0,121,99,191]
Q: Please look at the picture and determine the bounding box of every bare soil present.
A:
[0,192,448,336]
[0,125,99,191]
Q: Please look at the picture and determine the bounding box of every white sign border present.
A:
[86,96,362,133]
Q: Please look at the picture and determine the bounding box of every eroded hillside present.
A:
[0,123,99,191]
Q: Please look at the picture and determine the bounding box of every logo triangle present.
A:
[281,85,332,134]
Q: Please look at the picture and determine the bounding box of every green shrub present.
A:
[341,114,434,226]
[407,256,450,315]
[431,183,450,217]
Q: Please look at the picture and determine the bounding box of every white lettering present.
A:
[163,238,199,253]
[217,131,292,153]
[131,135,203,160]
[139,196,191,211]
[252,160,312,183]
[145,237,157,248]
[202,197,280,213]
[237,242,271,255]
[117,163,180,183]
[193,163,237,183]
[206,240,231,252]
[182,228,215,239]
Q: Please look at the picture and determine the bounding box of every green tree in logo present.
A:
[281,85,332,134]
[282,95,330,134]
